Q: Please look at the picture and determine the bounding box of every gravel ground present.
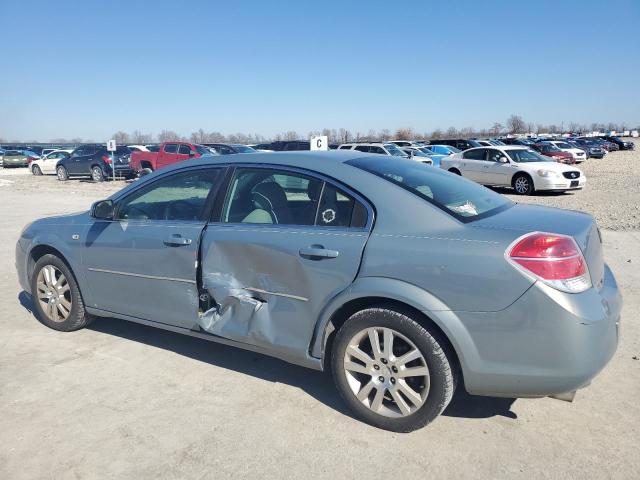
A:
[500,138,640,230]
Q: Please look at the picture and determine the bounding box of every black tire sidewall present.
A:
[30,254,90,332]
[331,307,455,432]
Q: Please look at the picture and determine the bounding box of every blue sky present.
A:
[1,0,638,141]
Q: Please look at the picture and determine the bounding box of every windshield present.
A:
[405,149,429,157]
[555,142,572,149]
[22,150,38,156]
[347,156,512,221]
[384,144,407,156]
[195,145,211,155]
[418,147,435,155]
[232,145,257,153]
[445,146,461,153]
[507,149,554,163]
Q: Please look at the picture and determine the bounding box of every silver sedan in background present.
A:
[15,151,621,431]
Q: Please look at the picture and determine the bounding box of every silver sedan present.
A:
[15,151,621,431]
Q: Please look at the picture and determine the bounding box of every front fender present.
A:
[309,276,479,377]
[26,231,88,299]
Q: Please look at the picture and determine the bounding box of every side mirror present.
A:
[91,199,115,220]
[499,156,509,163]
[189,151,196,157]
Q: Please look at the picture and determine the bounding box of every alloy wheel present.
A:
[343,327,430,418]
[514,176,529,194]
[36,265,72,322]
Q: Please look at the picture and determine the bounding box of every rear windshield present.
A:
[194,145,210,155]
[347,156,512,222]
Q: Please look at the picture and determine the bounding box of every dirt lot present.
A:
[1,146,639,479]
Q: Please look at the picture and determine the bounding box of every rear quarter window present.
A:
[347,156,512,222]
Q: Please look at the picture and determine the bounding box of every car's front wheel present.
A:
[30,254,93,331]
[513,173,534,195]
[332,307,456,432]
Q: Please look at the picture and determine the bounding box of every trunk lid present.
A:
[472,204,605,289]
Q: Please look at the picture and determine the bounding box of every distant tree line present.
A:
[2,116,637,145]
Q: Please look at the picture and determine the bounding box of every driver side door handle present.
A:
[299,245,339,260]
[163,234,192,246]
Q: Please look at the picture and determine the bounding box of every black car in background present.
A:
[203,143,257,154]
[572,138,606,159]
[602,135,634,150]
[436,138,482,150]
[56,144,135,182]
[264,140,311,151]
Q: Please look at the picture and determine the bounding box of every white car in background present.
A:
[440,146,586,195]
[30,149,72,175]
[542,140,587,163]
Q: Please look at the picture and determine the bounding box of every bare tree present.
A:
[430,129,443,139]
[131,130,153,144]
[506,115,526,134]
[446,127,458,137]
[112,131,130,144]
[158,130,181,142]
[379,129,391,141]
[394,128,414,140]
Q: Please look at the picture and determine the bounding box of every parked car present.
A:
[204,143,258,155]
[388,140,427,148]
[435,139,483,150]
[477,139,506,146]
[1,149,36,167]
[57,144,136,181]
[31,150,72,175]
[129,142,211,175]
[530,143,575,164]
[501,138,535,146]
[427,144,461,155]
[540,140,587,163]
[415,147,447,167]
[401,148,433,165]
[338,142,407,157]
[16,151,620,432]
[441,146,585,194]
[573,139,606,159]
[602,135,634,150]
[127,145,150,152]
[263,140,311,151]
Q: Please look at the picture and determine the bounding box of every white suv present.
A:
[338,142,408,157]
[440,146,586,195]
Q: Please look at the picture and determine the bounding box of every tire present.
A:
[91,166,104,182]
[512,173,534,195]
[32,165,43,175]
[30,254,94,332]
[448,168,461,176]
[56,165,69,181]
[331,307,456,432]
[139,167,153,177]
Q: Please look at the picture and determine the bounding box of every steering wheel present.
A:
[164,200,198,221]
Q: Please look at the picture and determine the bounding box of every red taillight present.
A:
[102,154,112,164]
[27,156,36,163]
[508,232,591,293]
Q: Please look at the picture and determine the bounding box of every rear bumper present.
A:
[105,164,136,177]
[455,264,621,398]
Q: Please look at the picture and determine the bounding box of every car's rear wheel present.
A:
[30,254,93,331]
[332,307,455,432]
[513,173,534,195]
[448,168,461,176]
[32,164,42,175]
[56,166,69,181]
[91,166,104,182]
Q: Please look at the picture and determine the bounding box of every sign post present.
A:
[107,139,116,182]
[310,135,328,151]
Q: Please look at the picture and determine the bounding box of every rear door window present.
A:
[462,149,486,160]
[164,143,178,154]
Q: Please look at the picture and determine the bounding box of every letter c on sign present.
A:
[317,139,322,148]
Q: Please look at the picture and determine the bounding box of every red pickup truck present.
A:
[130,142,211,174]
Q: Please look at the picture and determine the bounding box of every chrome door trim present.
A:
[87,267,196,284]
[245,287,308,302]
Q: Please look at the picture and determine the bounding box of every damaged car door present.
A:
[198,166,372,358]
[83,167,223,328]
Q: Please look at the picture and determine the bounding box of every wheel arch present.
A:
[311,277,476,386]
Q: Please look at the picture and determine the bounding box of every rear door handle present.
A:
[163,235,192,246]
[299,245,339,260]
